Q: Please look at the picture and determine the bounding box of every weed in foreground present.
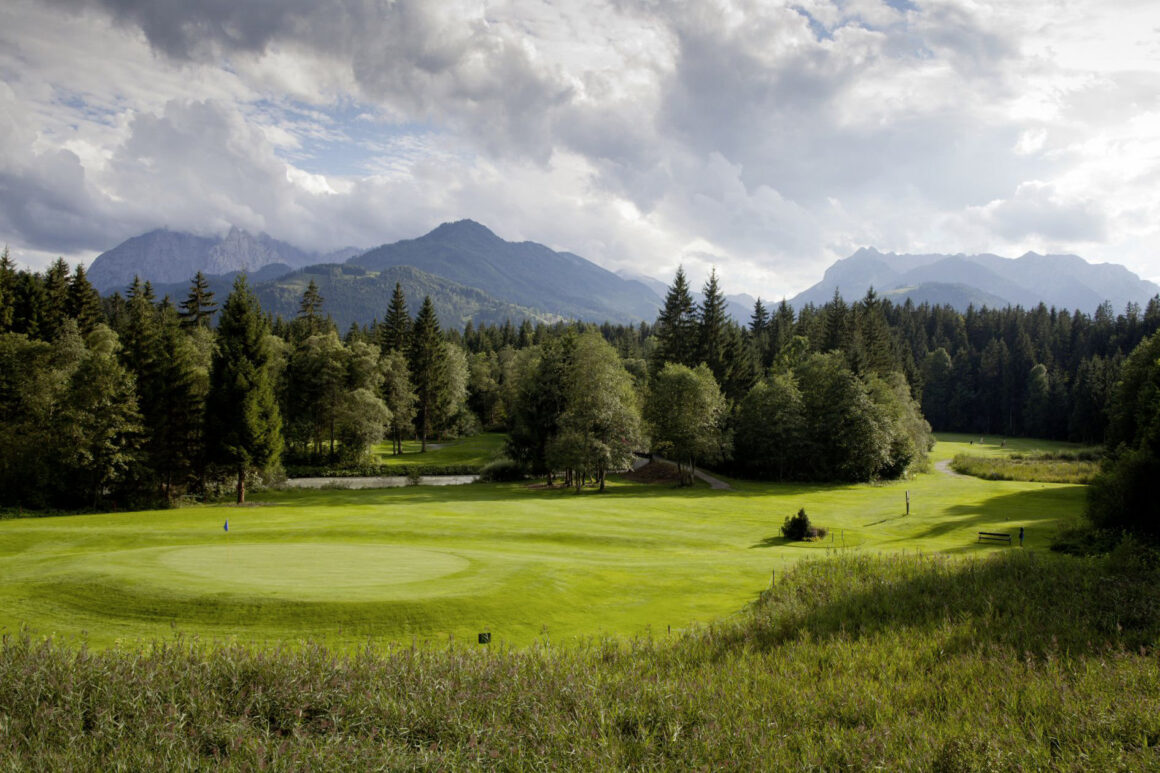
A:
[1,550,1158,769]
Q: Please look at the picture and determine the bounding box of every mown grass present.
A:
[2,550,1158,769]
[0,438,1087,648]
[0,436,1087,648]
[372,432,507,468]
[951,452,1102,484]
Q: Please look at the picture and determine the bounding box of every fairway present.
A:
[0,436,1087,648]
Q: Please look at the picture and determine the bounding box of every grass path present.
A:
[0,435,1088,648]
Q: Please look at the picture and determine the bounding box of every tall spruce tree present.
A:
[206,275,283,503]
[179,271,217,328]
[381,282,411,353]
[652,266,698,371]
[298,279,325,336]
[408,296,447,452]
[151,306,209,502]
[41,258,72,341]
[697,268,730,383]
[68,264,104,333]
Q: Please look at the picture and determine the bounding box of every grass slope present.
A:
[2,550,1158,769]
[0,437,1086,648]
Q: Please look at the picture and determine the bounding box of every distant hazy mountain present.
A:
[88,227,332,293]
[791,247,1160,312]
[149,263,558,330]
[349,220,662,324]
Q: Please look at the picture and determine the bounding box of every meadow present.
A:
[0,436,1086,649]
[4,434,1159,769]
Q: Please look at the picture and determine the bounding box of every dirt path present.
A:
[935,459,967,478]
[652,456,734,490]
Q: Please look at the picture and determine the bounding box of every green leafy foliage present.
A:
[644,362,726,486]
[205,276,283,503]
[1087,331,1160,540]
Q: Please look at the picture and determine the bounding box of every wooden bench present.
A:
[977,531,1011,544]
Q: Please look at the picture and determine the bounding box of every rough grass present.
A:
[951,453,1101,484]
[0,437,1087,648]
[2,550,1158,770]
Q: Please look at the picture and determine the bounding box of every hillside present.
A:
[791,247,1160,312]
[349,220,662,323]
[151,263,558,329]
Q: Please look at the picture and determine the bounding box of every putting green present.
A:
[154,544,471,598]
[0,435,1089,648]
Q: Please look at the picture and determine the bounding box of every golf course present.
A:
[0,435,1086,648]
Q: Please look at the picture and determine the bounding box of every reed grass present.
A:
[2,550,1157,769]
[951,453,1100,484]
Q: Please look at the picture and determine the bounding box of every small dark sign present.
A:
[478,632,491,644]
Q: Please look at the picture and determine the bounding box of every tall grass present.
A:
[3,550,1158,769]
[952,451,1101,484]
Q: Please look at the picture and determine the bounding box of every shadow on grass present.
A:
[750,535,791,549]
[910,485,1085,539]
[712,550,1160,659]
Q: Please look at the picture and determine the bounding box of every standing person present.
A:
[1019,527,1025,547]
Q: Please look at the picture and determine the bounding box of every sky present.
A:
[2,0,1160,298]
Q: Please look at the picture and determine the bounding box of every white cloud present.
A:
[1,0,1159,298]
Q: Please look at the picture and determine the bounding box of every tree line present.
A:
[3,246,1156,509]
[0,253,470,508]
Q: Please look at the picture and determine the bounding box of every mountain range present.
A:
[87,226,361,294]
[790,247,1160,312]
[85,224,1160,329]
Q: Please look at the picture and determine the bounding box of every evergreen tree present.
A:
[120,278,164,477]
[855,287,896,376]
[0,247,16,333]
[68,264,104,333]
[381,282,411,353]
[298,279,325,336]
[151,307,210,501]
[919,348,953,429]
[408,296,448,452]
[749,297,769,336]
[697,268,730,383]
[178,271,217,328]
[205,275,283,503]
[652,266,697,371]
[41,258,72,341]
[822,289,852,353]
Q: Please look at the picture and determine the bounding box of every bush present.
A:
[1086,446,1160,541]
[781,508,826,541]
[478,458,525,483]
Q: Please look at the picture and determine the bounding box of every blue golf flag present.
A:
[224,519,229,532]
